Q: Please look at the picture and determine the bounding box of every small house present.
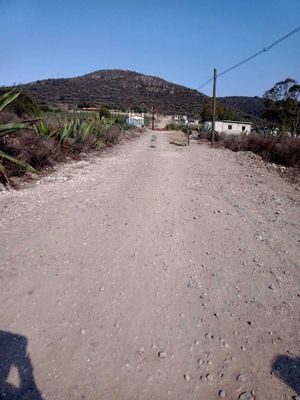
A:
[203,120,252,135]
[188,119,199,126]
[172,115,188,124]
[126,115,144,127]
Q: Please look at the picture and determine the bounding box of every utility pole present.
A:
[211,68,217,146]
[152,106,155,130]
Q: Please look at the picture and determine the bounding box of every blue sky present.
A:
[1,0,300,96]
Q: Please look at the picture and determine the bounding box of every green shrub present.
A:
[78,102,91,109]
[99,106,111,120]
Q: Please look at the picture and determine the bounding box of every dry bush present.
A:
[1,131,57,176]
[222,133,300,167]
[222,134,240,151]
[0,111,20,124]
[103,124,122,145]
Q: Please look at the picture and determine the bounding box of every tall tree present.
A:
[263,78,300,135]
[201,100,235,121]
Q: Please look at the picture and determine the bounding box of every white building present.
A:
[188,119,200,126]
[204,120,252,135]
[126,115,144,127]
[173,115,188,124]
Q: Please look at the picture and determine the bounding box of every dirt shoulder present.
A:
[0,130,299,399]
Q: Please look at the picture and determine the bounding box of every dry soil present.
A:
[0,130,299,400]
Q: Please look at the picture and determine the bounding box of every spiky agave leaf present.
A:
[80,121,94,139]
[34,120,49,136]
[0,150,37,174]
[48,128,62,138]
[0,90,21,112]
[60,120,75,143]
[34,120,62,139]
[0,122,35,137]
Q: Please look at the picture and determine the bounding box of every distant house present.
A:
[81,107,99,112]
[188,119,199,126]
[126,115,144,127]
[172,115,188,124]
[203,120,252,135]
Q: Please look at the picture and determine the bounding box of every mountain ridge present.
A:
[22,69,208,118]
[19,69,266,120]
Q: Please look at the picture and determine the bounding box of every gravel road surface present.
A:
[0,130,299,400]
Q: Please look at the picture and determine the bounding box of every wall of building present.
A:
[220,121,251,134]
[126,117,144,127]
[203,121,251,135]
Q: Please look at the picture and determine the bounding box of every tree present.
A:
[264,78,300,101]
[263,78,300,136]
[78,102,91,109]
[133,106,143,113]
[99,106,111,120]
[219,107,235,121]
[201,100,235,121]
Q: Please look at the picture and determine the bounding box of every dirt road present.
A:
[0,130,299,400]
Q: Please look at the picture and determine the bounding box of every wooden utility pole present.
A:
[152,106,155,130]
[211,68,217,146]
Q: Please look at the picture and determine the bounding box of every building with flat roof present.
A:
[126,115,144,127]
[203,120,253,135]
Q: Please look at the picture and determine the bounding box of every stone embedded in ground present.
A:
[206,373,214,382]
[237,374,247,383]
[184,373,190,381]
[158,350,167,359]
[238,391,255,400]
[205,332,214,339]
[219,390,226,398]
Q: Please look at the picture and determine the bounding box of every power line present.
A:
[197,26,300,90]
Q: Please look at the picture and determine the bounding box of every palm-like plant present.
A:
[0,91,37,183]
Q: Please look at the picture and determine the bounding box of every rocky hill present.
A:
[16,70,269,122]
[21,70,209,118]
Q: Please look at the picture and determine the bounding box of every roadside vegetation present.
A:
[196,79,300,170]
[165,122,191,133]
[0,91,141,187]
[221,133,300,168]
[194,129,300,169]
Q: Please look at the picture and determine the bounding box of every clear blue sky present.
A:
[1,0,300,96]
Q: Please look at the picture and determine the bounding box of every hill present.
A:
[217,96,266,120]
[15,70,270,122]
[21,70,209,118]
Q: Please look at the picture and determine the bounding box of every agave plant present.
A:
[34,119,61,138]
[0,90,37,183]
